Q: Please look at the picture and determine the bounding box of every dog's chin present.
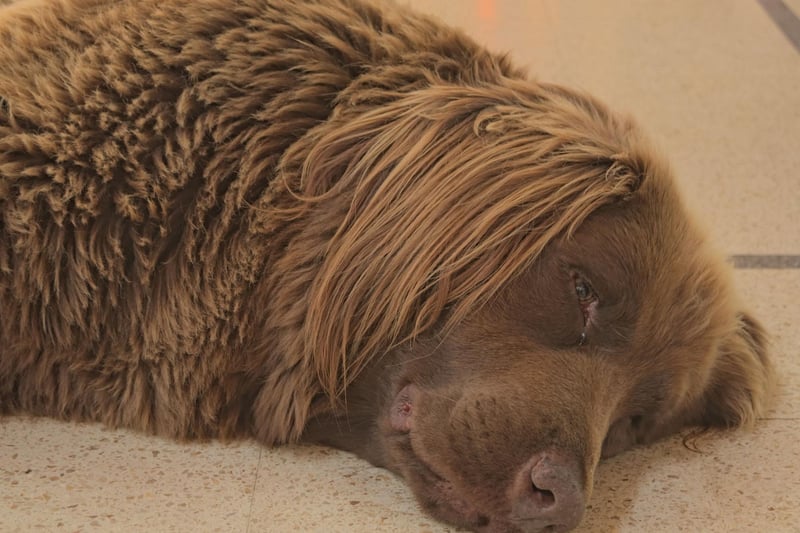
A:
[392,436,527,533]
[409,457,488,530]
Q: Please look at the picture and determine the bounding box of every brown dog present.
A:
[0,0,773,531]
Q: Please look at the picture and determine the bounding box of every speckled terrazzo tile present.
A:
[0,418,260,532]
[247,445,457,532]
[733,270,800,419]
[577,420,800,533]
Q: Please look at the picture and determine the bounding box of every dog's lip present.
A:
[384,384,476,526]
[388,395,500,532]
[405,437,493,530]
[388,381,513,531]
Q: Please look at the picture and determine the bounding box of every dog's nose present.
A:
[509,450,586,533]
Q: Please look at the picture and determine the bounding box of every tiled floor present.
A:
[2,0,799,532]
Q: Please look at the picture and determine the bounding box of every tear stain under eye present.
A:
[578,331,587,346]
[578,299,599,345]
[578,304,595,345]
[581,299,598,323]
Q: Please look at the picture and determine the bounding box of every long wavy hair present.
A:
[267,77,651,409]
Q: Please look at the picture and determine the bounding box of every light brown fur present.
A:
[0,1,773,531]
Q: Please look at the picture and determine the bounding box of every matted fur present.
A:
[0,1,773,531]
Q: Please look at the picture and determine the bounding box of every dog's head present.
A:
[300,80,772,533]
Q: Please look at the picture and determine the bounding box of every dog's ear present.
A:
[282,80,650,400]
[698,313,774,428]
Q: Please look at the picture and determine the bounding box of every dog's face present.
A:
[305,174,770,533]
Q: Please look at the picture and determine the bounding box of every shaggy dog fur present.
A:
[0,0,773,531]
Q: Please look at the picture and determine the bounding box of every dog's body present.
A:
[0,1,773,532]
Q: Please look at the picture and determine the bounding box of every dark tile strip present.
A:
[730,254,800,268]
[758,0,800,52]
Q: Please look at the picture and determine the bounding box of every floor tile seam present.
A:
[730,254,800,269]
[245,448,263,533]
[758,0,800,52]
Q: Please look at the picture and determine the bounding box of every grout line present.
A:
[757,0,800,52]
[729,254,800,269]
[245,447,263,533]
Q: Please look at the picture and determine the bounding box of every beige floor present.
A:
[2,1,799,532]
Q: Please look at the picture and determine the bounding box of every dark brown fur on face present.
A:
[0,0,773,532]
[304,180,773,532]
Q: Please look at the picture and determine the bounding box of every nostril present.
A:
[530,482,556,507]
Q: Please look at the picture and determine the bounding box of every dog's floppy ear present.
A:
[699,313,774,428]
[282,79,649,400]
